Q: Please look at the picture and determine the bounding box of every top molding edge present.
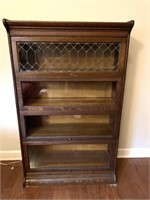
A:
[3,19,134,33]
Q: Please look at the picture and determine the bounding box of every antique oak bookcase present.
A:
[3,19,134,186]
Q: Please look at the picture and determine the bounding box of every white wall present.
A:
[0,0,149,159]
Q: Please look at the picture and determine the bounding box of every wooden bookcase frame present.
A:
[3,19,134,186]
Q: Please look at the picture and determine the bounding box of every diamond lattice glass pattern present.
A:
[17,42,120,72]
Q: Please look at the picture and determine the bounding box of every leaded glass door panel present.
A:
[17,42,120,73]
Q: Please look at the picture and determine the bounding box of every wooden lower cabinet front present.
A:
[23,143,116,186]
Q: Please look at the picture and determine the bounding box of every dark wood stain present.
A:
[3,19,135,186]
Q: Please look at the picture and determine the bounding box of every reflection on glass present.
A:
[28,144,110,169]
[25,115,114,137]
[21,81,116,106]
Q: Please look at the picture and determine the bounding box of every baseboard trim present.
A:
[117,148,150,158]
[0,148,150,160]
[0,150,22,161]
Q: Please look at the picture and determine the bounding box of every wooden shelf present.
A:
[26,115,114,138]
[28,144,110,169]
[27,123,113,138]
[22,81,116,107]
[25,97,114,107]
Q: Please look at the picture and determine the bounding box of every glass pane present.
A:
[17,42,120,72]
[25,115,114,138]
[21,81,116,106]
[28,144,110,170]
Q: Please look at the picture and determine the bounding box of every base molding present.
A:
[0,148,150,161]
[0,150,21,160]
[117,148,150,158]
[25,172,115,186]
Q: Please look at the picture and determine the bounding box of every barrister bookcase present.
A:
[3,19,134,186]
